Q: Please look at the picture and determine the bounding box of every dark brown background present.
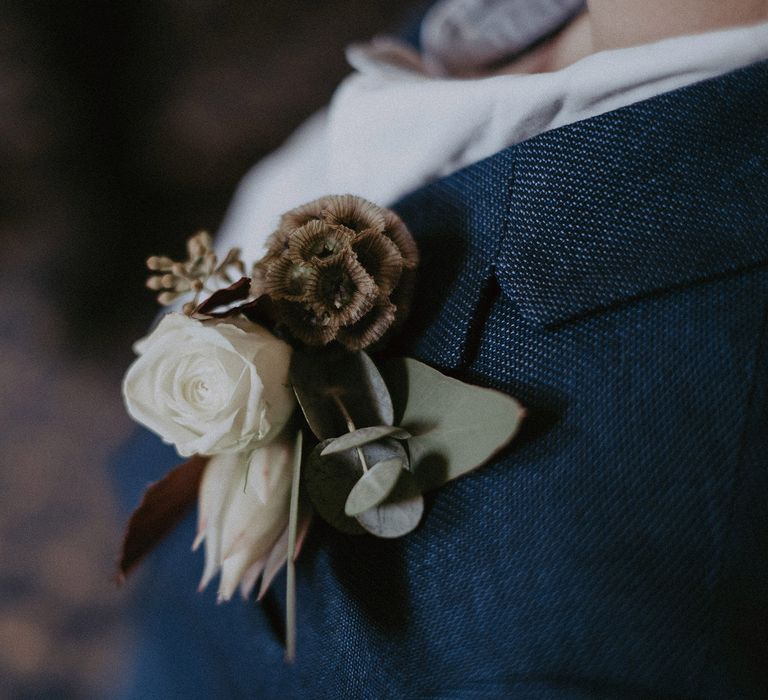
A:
[0,2,418,695]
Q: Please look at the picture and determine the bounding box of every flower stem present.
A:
[355,447,369,473]
[330,391,369,472]
[285,430,303,663]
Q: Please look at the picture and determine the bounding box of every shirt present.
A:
[216,17,768,264]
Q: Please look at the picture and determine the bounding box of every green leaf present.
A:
[355,469,424,538]
[385,358,524,492]
[321,426,411,456]
[291,348,393,440]
[304,438,407,534]
[284,430,303,663]
[344,458,404,516]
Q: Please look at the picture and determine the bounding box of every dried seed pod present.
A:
[266,226,292,254]
[321,194,386,235]
[146,255,175,271]
[278,197,332,233]
[275,300,340,346]
[145,230,246,313]
[257,195,418,350]
[337,296,398,351]
[382,209,419,270]
[306,254,377,326]
[251,227,292,296]
[351,231,403,296]
[288,220,353,263]
[263,257,318,302]
[187,231,213,259]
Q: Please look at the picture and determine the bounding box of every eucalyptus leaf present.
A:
[344,458,404,516]
[355,469,424,538]
[304,440,365,534]
[356,439,408,471]
[285,430,303,663]
[304,438,407,534]
[290,349,393,440]
[321,426,411,456]
[384,358,524,492]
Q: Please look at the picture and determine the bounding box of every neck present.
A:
[500,0,768,74]
[587,0,768,50]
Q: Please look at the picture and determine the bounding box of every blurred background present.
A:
[0,1,418,696]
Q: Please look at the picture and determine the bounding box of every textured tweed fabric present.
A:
[112,60,768,699]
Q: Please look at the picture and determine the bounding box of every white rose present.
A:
[122,313,295,457]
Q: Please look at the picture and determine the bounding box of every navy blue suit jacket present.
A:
[112,60,768,698]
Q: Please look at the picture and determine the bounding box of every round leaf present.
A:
[355,469,424,538]
[291,349,393,440]
[304,439,407,534]
[304,440,365,534]
[344,458,404,516]
[356,438,408,471]
[384,358,524,492]
[321,426,411,456]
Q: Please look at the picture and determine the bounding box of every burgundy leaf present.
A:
[194,277,251,316]
[116,455,208,583]
[239,294,278,328]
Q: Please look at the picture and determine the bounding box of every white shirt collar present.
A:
[216,20,768,262]
[330,21,768,203]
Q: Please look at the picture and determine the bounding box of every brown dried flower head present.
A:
[253,195,418,350]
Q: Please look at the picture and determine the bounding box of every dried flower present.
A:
[276,196,333,233]
[337,296,398,351]
[288,220,352,263]
[351,231,403,296]
[321,194,386,234]
[146,231,246,313]
[254,195,418,350]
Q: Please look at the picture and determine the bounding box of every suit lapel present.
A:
[391,151,515,368]
[496,60,768,327]
[391,59,768,365]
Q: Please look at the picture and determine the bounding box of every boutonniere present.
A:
[118,195,524,660]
